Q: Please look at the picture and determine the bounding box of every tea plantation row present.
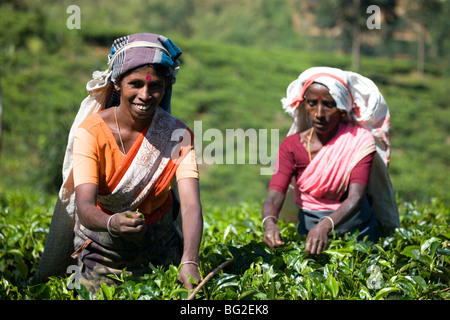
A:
[0,189,448,300]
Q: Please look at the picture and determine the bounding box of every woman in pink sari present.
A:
[262,67,399,255]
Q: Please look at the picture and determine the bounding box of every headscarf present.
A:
[88,33,182,113]
[280,66,399,234]
[35,33,182,281]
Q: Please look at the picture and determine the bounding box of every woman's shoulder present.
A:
[77,112,105,131]
[284,132,301,144]
[340,122,374,142]
[283,132,307,151]
[75,112,112,144]
[351,123,375,142]
[156,107,188,129]
[280,132,309,159]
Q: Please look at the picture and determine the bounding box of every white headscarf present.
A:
[281,66,399,233]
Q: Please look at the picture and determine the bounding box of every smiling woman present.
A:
[35,33,203,293]
[105,65,168,153]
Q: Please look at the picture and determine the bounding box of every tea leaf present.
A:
[101,282,114,300]
[401,246,421,260]
[374,287,399,300]
[325,275,339,299]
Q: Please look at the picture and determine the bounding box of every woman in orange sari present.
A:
[262,67,399,255]
[36,33,202,293]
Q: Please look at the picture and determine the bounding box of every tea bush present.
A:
[1,2,449,302]
[0,189,448,300]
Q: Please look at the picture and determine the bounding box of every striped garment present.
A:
[35,33,184,282]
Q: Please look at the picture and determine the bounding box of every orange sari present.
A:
[74,106,194,225]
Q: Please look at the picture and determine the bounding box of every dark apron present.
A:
[72,191,182,292]
[297,195,379,241]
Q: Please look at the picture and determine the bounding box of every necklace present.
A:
[114,107,126,154]
[307,127,314,162]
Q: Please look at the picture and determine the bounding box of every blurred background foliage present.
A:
[0,0,448,218]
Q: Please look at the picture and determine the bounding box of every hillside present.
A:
[0,0,448,302]
[0,36,449,213]
[0,0,449,214]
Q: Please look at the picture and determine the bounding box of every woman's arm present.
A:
[262,189,285,248]
[305,182,367,255]
[176,177,203,290]
[261,136,301,249]
[75,183,146,240]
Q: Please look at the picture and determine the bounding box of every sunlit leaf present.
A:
[401,245,421,260]
[374,287,399,300]
[325,275,339,299]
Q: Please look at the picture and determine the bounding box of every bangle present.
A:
[107,213,120,238]
[261,216,278,229]
[319,216,335,234]
[181,261,199,267]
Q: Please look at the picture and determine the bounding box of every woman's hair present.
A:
[107,63,173,108]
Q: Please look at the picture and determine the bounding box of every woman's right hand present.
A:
[263,223,283,248]
[262,190,285,249]
[109,211,147,240]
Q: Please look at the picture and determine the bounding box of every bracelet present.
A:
[261,216,278,229]
[319,216,335,234]
[181,261,199,267]
[107,213,120,238]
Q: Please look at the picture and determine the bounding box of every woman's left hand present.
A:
[178,263,201,291]
[304,183,367,255]
[305,219,332,255]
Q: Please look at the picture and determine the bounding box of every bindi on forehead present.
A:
[146,75,152,81]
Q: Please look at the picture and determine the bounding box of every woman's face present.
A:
[115,66,166,121]
[304,83,342,137]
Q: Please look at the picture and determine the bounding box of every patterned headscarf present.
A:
[87,33,182,113]
[34,33,183,280]
[109,33,182,85]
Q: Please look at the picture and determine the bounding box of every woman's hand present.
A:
[304,183,368,255]
[75,184,147,240]
[263,223,283,248]
[262,190,285,249]
[109,211,147,240]
[305,218,332,255]
[178,263,201,291]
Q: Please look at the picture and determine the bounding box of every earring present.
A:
[341,112,346,118]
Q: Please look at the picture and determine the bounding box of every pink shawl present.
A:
[298,122,376,211]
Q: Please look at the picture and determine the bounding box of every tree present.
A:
[311,0,398,71]
[352,0,361,70]
[401,0,443,77]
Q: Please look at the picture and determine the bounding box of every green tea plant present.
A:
[0,189,448,300]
